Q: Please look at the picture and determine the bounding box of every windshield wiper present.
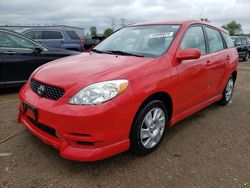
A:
[91,49,107,54]
[106,50,144,57]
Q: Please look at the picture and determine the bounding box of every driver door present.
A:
[0,30,43,82]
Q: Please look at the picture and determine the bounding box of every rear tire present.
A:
[218,76,235,106]
[130,100,168,155]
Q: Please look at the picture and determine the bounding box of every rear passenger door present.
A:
[204,27,227,97]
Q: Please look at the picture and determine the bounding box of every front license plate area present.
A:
[22,102,38,125]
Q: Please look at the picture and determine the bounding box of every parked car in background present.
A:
[22,29,84,52]
[231,36,250,61]
[0,29,80,88]
[18,20,238,161]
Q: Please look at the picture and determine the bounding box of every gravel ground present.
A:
[0,61,250,188]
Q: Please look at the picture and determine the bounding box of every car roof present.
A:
[22,28,71,32]
[0,28,23,34]
[129,20,228,34]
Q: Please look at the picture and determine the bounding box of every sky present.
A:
[0,0,250,34]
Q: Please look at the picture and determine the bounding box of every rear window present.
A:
[42,31,63,39]
[66,31,80,40]
[221,32,235,48]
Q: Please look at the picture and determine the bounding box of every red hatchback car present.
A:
[18,20,238,161]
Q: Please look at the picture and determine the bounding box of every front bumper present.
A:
[18,84,136,161]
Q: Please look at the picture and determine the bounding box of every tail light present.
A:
[80,39,85,45]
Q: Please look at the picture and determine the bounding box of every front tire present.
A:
[218,76,235,105]
[130,100,168,155]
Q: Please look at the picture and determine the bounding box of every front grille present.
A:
[30,79,65,101]
[28,117,57,137]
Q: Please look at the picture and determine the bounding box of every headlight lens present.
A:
[68,79,128,105]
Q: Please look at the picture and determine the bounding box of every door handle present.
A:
[205,60,212,66]
[3,51,16,54]
[226,55,230,60]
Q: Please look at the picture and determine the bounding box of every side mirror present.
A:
[33,46,43,53]
[176,48,201,61]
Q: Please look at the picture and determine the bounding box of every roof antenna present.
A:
[199,7,204,19]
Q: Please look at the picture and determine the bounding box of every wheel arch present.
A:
[231,70,237,82]
[130,91,173,134]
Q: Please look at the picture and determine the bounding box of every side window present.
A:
[0,31,35,49]
[235,38,242,45]
[66,31,80,40]
[221,32,235,48]
[24,31,42,39]
[205,27,225,53]
[241,38,247,45]
[181,26,206,55]
[42,31,63,39]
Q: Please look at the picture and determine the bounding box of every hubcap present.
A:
[225,78,234,101]
[140,107,166,149]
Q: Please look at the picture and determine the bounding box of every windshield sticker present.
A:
[172,25,180,29]
[149,32,174,39]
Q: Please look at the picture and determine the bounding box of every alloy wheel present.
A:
[225,78,234,102]
[140,107,166,149]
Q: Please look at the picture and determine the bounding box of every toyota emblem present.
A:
[37,85,45,96]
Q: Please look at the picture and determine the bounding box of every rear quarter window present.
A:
[42,31,63,39]
[221,32,235,48]
[66,31,80,40]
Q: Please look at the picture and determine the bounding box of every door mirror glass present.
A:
[177,48,201,61]
[33,45,43,53]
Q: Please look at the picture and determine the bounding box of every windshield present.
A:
[94,25,180,57]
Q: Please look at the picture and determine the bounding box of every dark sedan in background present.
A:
[232,36,250,61]
[0,29,80,88]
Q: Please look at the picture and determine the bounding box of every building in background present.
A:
[0,25,85,38]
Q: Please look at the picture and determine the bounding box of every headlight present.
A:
[68,79,128,105]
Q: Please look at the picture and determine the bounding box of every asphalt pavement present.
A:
[0,61,250,188]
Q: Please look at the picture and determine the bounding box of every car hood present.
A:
[32,52,156,95]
